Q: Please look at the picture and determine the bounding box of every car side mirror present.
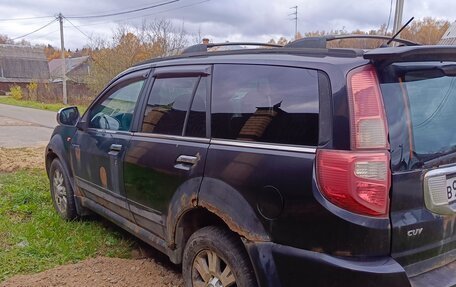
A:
[57,106,80,126]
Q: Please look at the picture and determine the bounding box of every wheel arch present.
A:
[167,177,270,264]
[46,132,88,216]
[46,133,74,180]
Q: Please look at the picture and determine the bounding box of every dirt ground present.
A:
[0,147,45,172]
[0,147,184,286]
[1,256,183,287]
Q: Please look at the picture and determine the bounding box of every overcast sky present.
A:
[0,0,454,49]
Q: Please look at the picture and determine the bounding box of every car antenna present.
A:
[383,16,414,47]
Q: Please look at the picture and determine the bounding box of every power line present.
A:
[62,16,112,74]
[3,0,209,44]
[71,0,169,18]
[28,28,60,40]
[63,16,93,41]
[0,15,53,22]
[122,0,210,20]
[11,18,57,40]
[66,0,179,19]
[65,0,211,28]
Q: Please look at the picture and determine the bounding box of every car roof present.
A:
[134,47,365,67]
[118,44,456,85]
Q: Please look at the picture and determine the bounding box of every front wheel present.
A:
[49,159,78,220]
[183,226,257,287]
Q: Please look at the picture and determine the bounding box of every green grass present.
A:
[0,97,87,114]
[0,170,135,282]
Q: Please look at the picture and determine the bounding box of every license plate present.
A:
[446,177,456,204]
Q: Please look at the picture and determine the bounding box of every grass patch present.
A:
[0,97,87,114]
[0,170,135,282]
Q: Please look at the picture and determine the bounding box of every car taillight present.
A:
[347,65,389,150]
[317,150,390,216]
[316,65,391,217]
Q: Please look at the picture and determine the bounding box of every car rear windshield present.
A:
[380,62,456,163]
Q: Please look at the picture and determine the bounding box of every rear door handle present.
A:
[176,155,199,165]
[174,154,200,171]
[110,144,123,152]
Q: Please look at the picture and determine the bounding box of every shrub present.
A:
[9,85,22,100]
[26,81,38,101]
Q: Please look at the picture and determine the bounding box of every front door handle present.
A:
[110,144,122,152]
[176,155,198,165]
[174,154,201,171]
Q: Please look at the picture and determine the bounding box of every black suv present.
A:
[46,37,456,287]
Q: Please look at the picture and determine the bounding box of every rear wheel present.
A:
[49,159,78,220]
[183,226,257,287]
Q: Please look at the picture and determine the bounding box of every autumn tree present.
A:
[400,17,450,45]
[72,47,92,58]
[42,44,73,61]
[0,34,13,44]
[86,19,188,94]
[272,18,450,49]
[0,35,30,46]
[277,37,289,46]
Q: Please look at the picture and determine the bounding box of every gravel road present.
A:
[0,103,56,148]
[1,257,183,287]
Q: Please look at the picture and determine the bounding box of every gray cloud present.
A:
[0,0,454,49]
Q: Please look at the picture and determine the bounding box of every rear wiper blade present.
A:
[441,65,456,77]
[422,147,456,167]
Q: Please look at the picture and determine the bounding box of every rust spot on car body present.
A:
[199,202,269,242]
[99,166,107,189]
[165,189,199,246]
[333,250,353,257]
[75,146,81,162]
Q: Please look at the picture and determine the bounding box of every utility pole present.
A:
[392,0,405,35]
[58,13,67,105]
[289,6,298,40]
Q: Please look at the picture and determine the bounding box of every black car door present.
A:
[70,69,150,221]
[123,65,210,238]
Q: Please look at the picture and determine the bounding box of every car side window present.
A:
[211,64,319,146]
[141,76,207,137]
[89,78,145,131]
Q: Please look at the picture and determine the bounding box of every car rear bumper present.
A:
[408,259,456,287]
[245,242,411,287]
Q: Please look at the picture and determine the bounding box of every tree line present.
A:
[0,17,452,101]
[269,17,450,48]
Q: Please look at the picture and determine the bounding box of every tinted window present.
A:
[185,78,207,137]
[381,63,456,158]
[89,78,145,131]
[211,64,319,146]
[142,76,206,137]
[406,74,456,155]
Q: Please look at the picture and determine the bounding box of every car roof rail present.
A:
[285,35,420,49]
[134,46,364,67]
[182,42,283,54]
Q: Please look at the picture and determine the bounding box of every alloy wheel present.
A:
[53,169,67,214]
[192,249,237,287]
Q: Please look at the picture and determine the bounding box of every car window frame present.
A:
[80,68,151,133]
[134,65,212,138]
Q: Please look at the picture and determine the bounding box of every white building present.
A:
[439,22,456,45]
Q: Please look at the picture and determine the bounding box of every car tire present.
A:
[49,159,78,220]
[183,226,257,287]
